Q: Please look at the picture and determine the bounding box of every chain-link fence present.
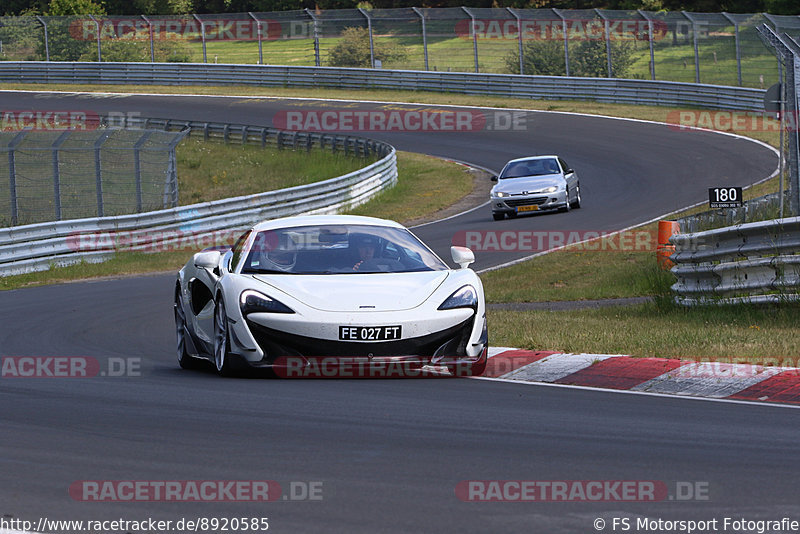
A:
[0,126,186,227]
[1,9,798,88]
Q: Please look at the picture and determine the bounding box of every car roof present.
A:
[251,214,405,232]
[505,155,560,164]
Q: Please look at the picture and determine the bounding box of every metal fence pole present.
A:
[638,10,656,80]
[722,13,742,86]
[7,130,27,226]
[165,129,189,208]
[683,11,700,84]
[248,12,263,65]
[88,15,102,62]
[461,7,479,73]
[51,130,71,221]
[305,9,320,67]
[359,8,375,68]
[412,7,428,71]
[141,15,154,63]
[93,130,113,217]
[595,9,613,78]
[133,131,154,213]
[553,9,570,77]
[507,8,524,75]
[35,16,49,62]
[193,14,207,63]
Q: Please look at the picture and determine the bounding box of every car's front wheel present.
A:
[571,183,582,209]
[214,297,237,377]
[175,289,201,370]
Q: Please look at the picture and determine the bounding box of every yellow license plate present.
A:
[517,205,539,213]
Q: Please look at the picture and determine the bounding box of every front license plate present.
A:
[517,205,539,213]
[339,325,402,341]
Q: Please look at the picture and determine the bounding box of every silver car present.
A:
[490,155,581,220]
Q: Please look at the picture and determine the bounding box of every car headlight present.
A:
[540,186,558,193]
[240,289,294,315]
[495,191,509,198]
[438,285,478,311]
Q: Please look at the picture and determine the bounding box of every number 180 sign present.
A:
[709,187,742,209]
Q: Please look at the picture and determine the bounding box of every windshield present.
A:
[500,158,560,179]
[240,224,448,275]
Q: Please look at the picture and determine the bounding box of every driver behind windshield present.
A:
[352,234,379,271]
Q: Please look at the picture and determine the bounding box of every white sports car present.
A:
[174,215,488,377]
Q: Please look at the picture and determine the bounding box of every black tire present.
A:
[560,189,572,213]
[175,288,202,370]
[213,297,238,377]
[492,212,504,221]
[571,183,582,209]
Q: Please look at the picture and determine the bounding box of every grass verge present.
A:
[489,302,800,362]
[176,136,374,205]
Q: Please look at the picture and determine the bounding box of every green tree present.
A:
[504,40,566,76]
[506,37,635,78]
[327,26,406,68]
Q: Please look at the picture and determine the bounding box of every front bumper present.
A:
[234,310,487,374]
[492,190,567,214]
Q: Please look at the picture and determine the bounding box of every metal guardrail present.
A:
[0,62,766,111]
[0,117,397,276]
[670,217,800,305]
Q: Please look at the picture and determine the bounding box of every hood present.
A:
[252,271,450,312]
[492,174,563,195]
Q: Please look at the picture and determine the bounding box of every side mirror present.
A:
[565,169,574,175]
[450,246,475,269]
[490,175,498,182]
[194,250,221,270]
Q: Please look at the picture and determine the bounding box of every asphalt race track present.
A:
[1,91,797,534]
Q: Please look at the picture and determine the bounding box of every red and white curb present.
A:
[485,347,800,406]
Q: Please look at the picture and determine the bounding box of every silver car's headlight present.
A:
[438,285,478,311]
[240,289,295,315]
[538,186,558,194]
[495,191,508,198]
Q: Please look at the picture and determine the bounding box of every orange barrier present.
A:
[656,220,680,269]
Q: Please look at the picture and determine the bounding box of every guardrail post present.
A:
[88,15,102,62]
[682,11,700,84]
[462,7,479,73]
[595,9,613,78]
[412,7,429,71]
[133,131,154,213]
[359,8,375,69]
[35,16,49,62]
[553,9,570,77]
[722,13,742,86]
[51,130,71,221]
[141,15,155,63]
[94,130,113,217]
[249,12,263,65]
[7,130,27,226]
[193,14,207,63]
[305,9,320,67]
[507,8,524,75]
[638,10,656,80]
